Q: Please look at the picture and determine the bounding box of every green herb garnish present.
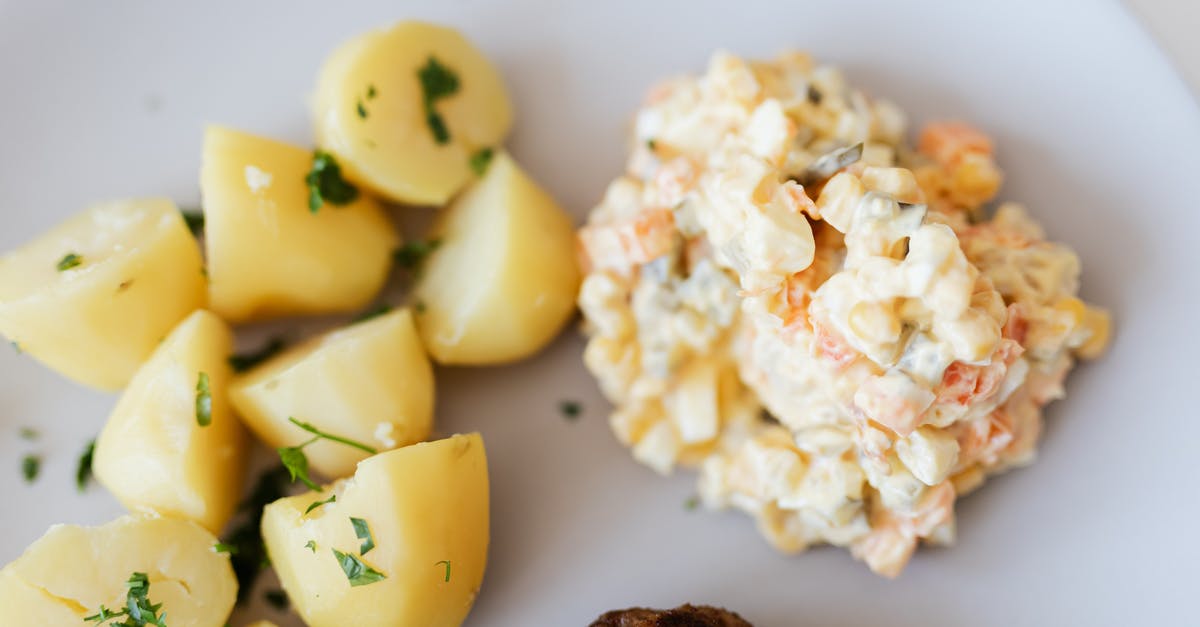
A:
[356,100,368,119]
[84,572,167,626]
[646,138,658,151]
[305,540,318,553]
[212,543,238,555]
[277,418,377,491]
[305,150,359,213]
[684,495,700,511]
[263,589,289,610]
[21,455,39,483]
[352,303,392,323]
[228,337,286,373]
[76,438,96,492]
[180,208,204,236]
[56,252,82,272]
[418,56,460,144]
[367,84,377,99]
[559,400,582,421]
[351,517,375,555]
[195,372,212,427]
[469,147,494,177]
[304,494,336,515]
[18,426,37,440]
[392,239,441,272]
[436,560,451,582]
[332,548,387,587]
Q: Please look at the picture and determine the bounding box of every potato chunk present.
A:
[414,152,579,364]
[0,198,206,390]
[93,309,248,533]
[262,433,488,627]
[0,515,237,627]
[201,125,399,322]
[229,308,433,479]
[314,21,513,205]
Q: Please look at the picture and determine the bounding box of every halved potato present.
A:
[229,308,433,479]
[93,309,247,533]
[0,198,206,390]
[0,515,237,627]
[201,125,399,322]
[314,21,513,205]
[414,152,579,364]
[262,433,488,627]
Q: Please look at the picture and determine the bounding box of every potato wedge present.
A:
[0,198,206,390]
[262,433,488,627]
[314,21,513,205]
[93,309,247,533]
[414,152,579,364]
[229,308,433,479]
[201,125,399,322]
[0,515,237,627]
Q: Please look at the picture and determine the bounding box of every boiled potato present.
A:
[93,309,247,533]
[414,152,579,364]
[314,21,513,205]
[229,308,433,479]
[0,198,206,390]
[0,515,236,626]
[262,433,488,627]
[201,125,399,322]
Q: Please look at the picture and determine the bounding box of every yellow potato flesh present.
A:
[314,21,513,205]
[0,198,206,390]
[93,309,248,533]
[262,433,488,627]
[0,515,237,627]
[414,152,580,364]
[201,125,399,322]
[229,308,434,479]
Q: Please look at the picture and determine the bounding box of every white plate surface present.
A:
[1,1,1197,625]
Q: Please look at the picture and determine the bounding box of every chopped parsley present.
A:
[277,417,377,491]
[436,559,451,583]
[305,150,359,213]
[263,589,289,611]
[222,465,290,603]
[304,494,337,515]
[418,56,460,144]
[228,337,286,373]
[180,208,204,236]
[84,572,167,626]
[356,101,368,119]
[21,455,39,483]
[76,438,96,492]
[558,400,582,421]
[367,84,377,99]
[56,252,83,272]
[469,147,494,177]
[646,138,658,151]
[351,517,375,555]
[18,426,37,440]
[305,540,318,553]
[392,239,441,272]
[352,303,392,323]
[684,495,700,511]
[195,372,212,427]
[212,543,238,555]
[332,548,387,587]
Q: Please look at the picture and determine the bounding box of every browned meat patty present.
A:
[590,604,753,627]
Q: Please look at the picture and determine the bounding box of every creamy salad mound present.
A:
[576,51,1110,577]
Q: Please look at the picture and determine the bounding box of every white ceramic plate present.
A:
[2,1,1197,625]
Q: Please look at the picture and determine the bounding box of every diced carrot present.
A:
[578,209,677,269]
[812,320,857,368]
[918,121,994,169]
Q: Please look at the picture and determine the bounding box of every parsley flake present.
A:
[228,337,286,373]
[85,571,167,626]
[469,147,494,177]
[305,150,359,213]
[436,559,451,582]
[418,56,460,144]
[195,372,212,427]
[559,400,582,421]
[646,138,658,151]
[305,540,318,553]
[180,208,204,236]
[304,494,337,515]
[392,239,441,272]
[332,548,387,587]
[684,495,700,511]
[212,543,238,555]
[76,438,96,492]
[56,252,83,272]
[277,418,377,492]
[21,455,39,483]
[356,100,368,119]
[18,426,37,440]
[367,84,377,99]
[351,517,375,555]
